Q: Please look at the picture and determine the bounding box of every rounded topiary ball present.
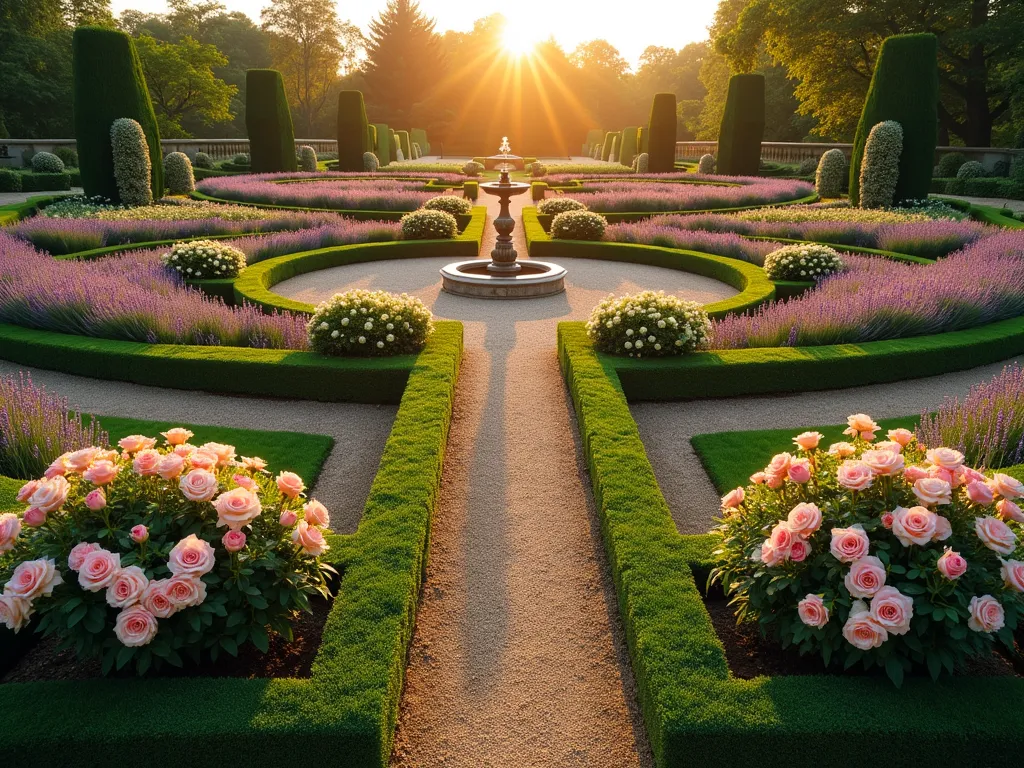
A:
[422,196,473,216]
[586,290,711,358]
[298,145,317,172]
[161,239,247,279]
[763,244,845,282]
[537,198,587,216]
[308,289,434,357]
[698,154,716,175]
[462,161,484,177]
[401,209,458,240]
[363,152,379,172]
[32,151,65,174]
[193,152,214,169]
[550,210,607,241]
[956,161,986,180]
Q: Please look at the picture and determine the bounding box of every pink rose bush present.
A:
[0,430,334,674]
[711,414,1024,686]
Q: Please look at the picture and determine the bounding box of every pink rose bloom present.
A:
[94,449,120,464]
[1001,560,1024,592]
[989,473,1024,500]
[200,442,237,467]
[130,524,149,544]
[161,427,194,446]
[222,530,247,553]
[869,586,914,635]
[967,595,1005,633]
[933,515,952,542]
[0,594,33,633]
[937,548,968,580]
[16,479,39,503]
[105,565,149,609]
[173,443,196,458]
[830,525,870,563]
[961,466,987,484]
[837,461,873,491]
[903,465,929,483]
[975,515,1018,555]
[913,477,952,506]
[22,508,46,527]
[926,447,965,471]
[84,488,106,511]
[757,539,786,567]
[995,498,1024,523]
[168,534,216,576]
[873,441,903,454]
[28,475,69,514]
[68,541,100,571]
[292,520,329,556]
[82,460,119,486]
[827,442,856,458]
[765,452,792,476]
[78,549,121,592]
[63,447,99,473]
[764,471,785,490]
[165,574,207,608]
[241,456,268,473]
[720,487,745,509]
[798,594,829,628]
[141,579,176,618]
[891,506,937,547]
[789,537,811,562]
[844,413,880,441]
[880,511,895,529]
[0,513,22,554]
[179,469,219,502]
[787,503,822,537]
[927,466,955,486]
[787,458,811,484]
[793,431,824,451]
[212,487,262,530]
[965,480,994,506]
[279,509,298,527]
[188,450,219,471]
[887,428,915,447]
[44,455,68,478]
[842,604,888,649]
[114,605,159,647]
[4,558,63,599]
[845,555,886,598]
[232,474,260,493]
[118,435,156,454]
[749,471,767,485]
[303,499,331,528]
[860,449,904,477]
[156,452,186,480]
[276,471,305,500]
[769,522,794,554]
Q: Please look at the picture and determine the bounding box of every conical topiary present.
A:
[716,74,765,177]
[245,69,297,173]
[337,90,371,172]
[647,93,677,173]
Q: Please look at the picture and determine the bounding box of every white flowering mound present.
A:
[164,152,195,195]
[586,290,711,358]
[422,195,473,216]
[815,149,848,199]
[698,154,715,174]
[550,210,607,240]
[462,161,484,177]
[635,152,649,173]
[363,152,379,172]
[161,239,247,279]
[299,145,317,172]
[401,209,458,240]
[308,289,433,357]
[537,197,587,216]
[956,161,986,180]
[859,120,903,209]
[763,244,846,282]
[110,118,153,207]
[32,151,66,174]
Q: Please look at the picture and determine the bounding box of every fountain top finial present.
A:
[499,136,511,155]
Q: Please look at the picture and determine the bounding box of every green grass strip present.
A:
[0,476,22,511]
[0,194,72,226]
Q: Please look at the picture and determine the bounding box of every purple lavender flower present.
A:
[564,178,814,214]
[197,173,446,211]
[605,221,780,264]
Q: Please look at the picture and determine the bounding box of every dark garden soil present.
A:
[1,596,332,684]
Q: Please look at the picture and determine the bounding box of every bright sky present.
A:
[110,0,719,68]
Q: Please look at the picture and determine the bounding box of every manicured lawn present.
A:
[0,476,23,511]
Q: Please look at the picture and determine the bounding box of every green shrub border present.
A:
[557,322,1024,767]
[0,194,72,226]
[531,194,820,224]
[0,321,462,768]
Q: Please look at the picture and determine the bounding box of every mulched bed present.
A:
[1,596,332,684]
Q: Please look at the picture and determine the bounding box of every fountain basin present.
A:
[479,181,531,196]
[441,259,566,298]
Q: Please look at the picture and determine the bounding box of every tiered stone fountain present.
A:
[441,138,566,298]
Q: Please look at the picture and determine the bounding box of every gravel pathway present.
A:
[276,192,737,767]
[0,361,396,535]
[632,355,1024,534]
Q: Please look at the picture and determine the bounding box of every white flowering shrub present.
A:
[363,152,379,172]
[537,197,587,216]
[110,118,153,207]
[698,154,715,174]
[586,290,711,357]
[636,153,649,173]
[859,120,903,209]
[400,209,458,239]
[193,152,214,169]
[797,156,819,176]
[31,152,65,174]
[161,239,247,280]
[956,161,986,180]
[164,152,195,195]
[462,161,484,177]
[308,289,433,357]
[763,244,846,282]
[816,149,848,199]
[298,145,317,172]
[550,210,607,240]
[422,195,473,216]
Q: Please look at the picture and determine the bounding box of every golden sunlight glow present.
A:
[501,19,541,57]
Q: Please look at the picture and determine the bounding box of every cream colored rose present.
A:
[28,475,70,514]
[212,487,262,530]
[974,515,1018,555]
[157,452,186,480]
[860,449,904,477]
[105,565,149,608]
[0,594,33,633]
[161,427,194,446]
[967,595,1005,633]
[837,461,873,491]
[118,435,156,454]
[303,499,330,528]
[292,520,329,556]
[165,574,207,608]
[842,603,888,650]
[886,428,915,447]
[276,471,305,499]
[114,605,159,647]
[179,469,219,502]
[168,534,216,576]
[793,431,823,451]
[989,473,1024,500]
[843,413,879,441]
[4,558,63,600]
[827,442,856,458]
[132,449,162,476]
[891,506,937,547]
[925,447,965,471]
[78,549,121,592]
[64,447,99,473]
[0,513,21,554]
[786,503,821,537]
[912,477,951,506]
[1001,560,1024,592]
[241,456,268,472]
[68,541,100,571]
[82,460,119,486]
[200,442,237,467]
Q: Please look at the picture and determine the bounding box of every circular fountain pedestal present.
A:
[441,259,566,298]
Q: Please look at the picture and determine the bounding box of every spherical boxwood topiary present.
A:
[763,244,845,282]
[232,153,250,165]
[462,161,484,177]
[956,161,986,180]
[698,154,715,175]
[550,210,606,241]
[110,117,153,207]
[423,195,473,216]
[797,156,819,176]
[815,148,848,199]
[363,152,379,172]
[537,197,587,216]
[161,239,247,279]
[32,151,66,174]
[530,162,547,177]
[193,151,214,169]
[164,151,195,195]
[308,289,433,357]
[400,209,458,240]
[937,151,969,178]
[55,147,79,168]
[858,120,903,209]
[586,290,711,358]
[635,152,649,173]
[298,145,317,172]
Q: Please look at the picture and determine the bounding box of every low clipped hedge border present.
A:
[557,322,1024,768]
[0,193,72,226]
[0,321,462,767]
[529,193,819,224]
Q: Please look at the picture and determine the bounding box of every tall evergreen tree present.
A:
[363,0,445,126]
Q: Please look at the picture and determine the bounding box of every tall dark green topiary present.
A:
[373,123,391,165]
[619,127,639,168]
[245,69,297,173]
[411,128,429,156]
[73,26,163,201]
[849,33,938,206]
[601,132,615,162]
[397,130,412,161]
[647,93,677,173]
[716,74,765,177]
[336,90,370,172]
[368,124,378,154]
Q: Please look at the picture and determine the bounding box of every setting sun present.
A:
[501,19,540,57]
